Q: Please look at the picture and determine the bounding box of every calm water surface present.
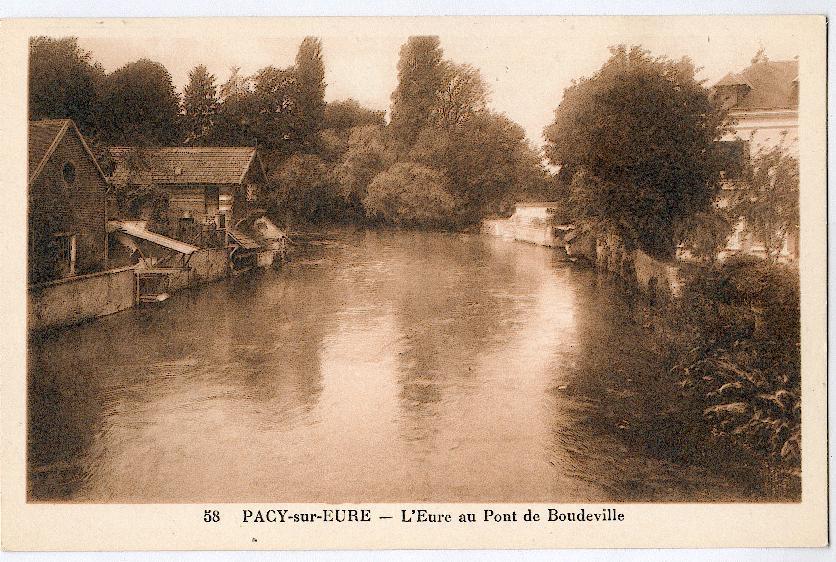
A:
[29,230,773,502]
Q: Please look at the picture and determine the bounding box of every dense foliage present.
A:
[96,59,183,146]
[731,143,800,262]
[182,65,219,146]
[642,257,801,471]
[29,37,104,136]
[29,34,545,228]
[545,45,727,259]
[364,163,458,227]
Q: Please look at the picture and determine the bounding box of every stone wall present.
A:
[28,266,136,331]
[167,248,229,291]
[594,232,682,298]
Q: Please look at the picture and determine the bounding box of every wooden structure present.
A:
[107,146,267,232]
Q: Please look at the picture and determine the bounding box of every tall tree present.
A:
[544,45,726,259]
[294,37,327,153]
[181,65,219,146]
[29,36,104,135]
[433,62,489,129]
[390,36,446,147]
[96,58,182,146]
[211,67,257,147]
[251,65,299,163]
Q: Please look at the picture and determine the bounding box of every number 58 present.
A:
[204,509,220,523]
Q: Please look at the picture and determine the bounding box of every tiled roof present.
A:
[716,59,799,111]
[29,119,71,182]
[109,147,261,185]
[714,72,752,88]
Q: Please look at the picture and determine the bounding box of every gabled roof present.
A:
[29,119,107,185]
[108,146,265,185]
[714,59,799,111]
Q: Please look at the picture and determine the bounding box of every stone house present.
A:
[28,119,109,283]
[711,55,799,262]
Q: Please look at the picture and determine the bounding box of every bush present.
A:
[667,257,801,468]
[363,163,458,228]
[267,154,346,224]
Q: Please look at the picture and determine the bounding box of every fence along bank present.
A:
[27,119,286,331]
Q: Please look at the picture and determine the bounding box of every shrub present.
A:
[363,163,458,228]
[669,257,801,468]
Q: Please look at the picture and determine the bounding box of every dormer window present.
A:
[714,83,751,110]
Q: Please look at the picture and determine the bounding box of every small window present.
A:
[62,161,77,186]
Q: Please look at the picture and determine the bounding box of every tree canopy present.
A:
[732,142,799,262]
[294,37,327,153]
[364,163,458,227]
[410,112,547,223]
[390,36,447,147]
[182,65,219,146]
[29,37,104,135]
[544,45,727,259]
[96,58,182,146]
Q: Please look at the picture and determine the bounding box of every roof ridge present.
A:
[28,120,70,184]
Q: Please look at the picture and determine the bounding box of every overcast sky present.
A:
[77,17,803,148]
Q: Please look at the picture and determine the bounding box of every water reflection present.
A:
[29,229,773,502]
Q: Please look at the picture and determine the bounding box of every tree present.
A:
[364,163,458,227]
[29,36,104,135]
[182,65,219,146]
[390,36,446,147]
[544,45,726,259]
[433,62,489,129]
[410,112,547,223]
[334,125,397,217]
[250,65,299,162]
[96,58,182,146]
[323,99,385,131]
[294,37,327,153]
[218,66,252,101]
[268,154,342,224]
[676,206,736,263]
[318,100,388,163]
[732,142,799,262]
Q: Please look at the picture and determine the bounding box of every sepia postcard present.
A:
[0,15,828,551]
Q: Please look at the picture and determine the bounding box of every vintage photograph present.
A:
[23,17,813,510]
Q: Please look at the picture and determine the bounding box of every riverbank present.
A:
[596,255,801,500]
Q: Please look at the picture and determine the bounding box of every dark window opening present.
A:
[62,161,76,185]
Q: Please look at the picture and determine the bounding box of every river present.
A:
[28,229,778,503]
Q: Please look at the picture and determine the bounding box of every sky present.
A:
[77,17,804,149]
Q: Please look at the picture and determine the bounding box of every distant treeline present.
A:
[29,36,556,229]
